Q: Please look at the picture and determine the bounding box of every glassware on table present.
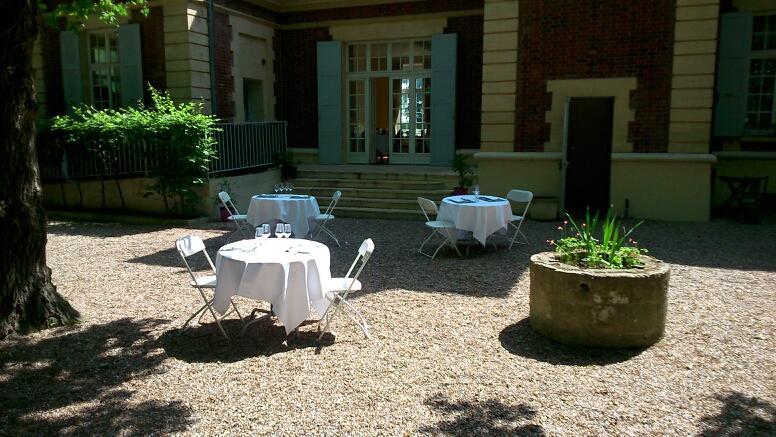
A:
[473,184,480,199]
[284,223,293,238]
[273,184,280,196]
[288,182,294,194]
[262,223,271,239]
[276,223,285,238]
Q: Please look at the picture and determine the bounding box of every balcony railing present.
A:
[39,121,288,182]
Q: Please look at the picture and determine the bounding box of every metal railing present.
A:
[209,121,287,175]
[38,121,288,181]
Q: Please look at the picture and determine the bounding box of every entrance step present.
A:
[293,165,457,220]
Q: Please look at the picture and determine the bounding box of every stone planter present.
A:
[528,197,558,221]
[529,252,669,348]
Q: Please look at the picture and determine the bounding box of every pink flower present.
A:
[563,220,568,225]
[557,226,563,230]
[582,223,586,227]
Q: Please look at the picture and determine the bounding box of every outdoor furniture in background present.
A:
[507,189,534,249]
[218,191,249,236]
[417,197,462,259]
[718,176,768,222]
[247,194,320,238]
[313,190,342,247]
[318,238,375,341]
[175,235,244,339]
[213,238,332,335]
[437,194,513,246]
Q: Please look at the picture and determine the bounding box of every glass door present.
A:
[347,79,368,163]
[390,75,431,164]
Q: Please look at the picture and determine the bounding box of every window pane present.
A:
[752,34,765,51]
[751,59,763,75]
[391,42,409,71]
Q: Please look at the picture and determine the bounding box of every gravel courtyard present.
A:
[1,217,774,435]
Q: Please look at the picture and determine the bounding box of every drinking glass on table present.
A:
[288,182,294,194]
[262,223,271,239]
[276,223,285,238]
[284,223,293,238]
[273,184,279,196]
[473,184,480,199]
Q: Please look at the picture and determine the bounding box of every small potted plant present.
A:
[214,179,235,222]
[451,154,474,195]
[275,149,298,180]
[529,207,669,348]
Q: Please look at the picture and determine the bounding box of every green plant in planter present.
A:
[275,149,297,180]
[451,154,473,189]
[551,207,647,269]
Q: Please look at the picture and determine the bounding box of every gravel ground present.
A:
[1,217,775,435]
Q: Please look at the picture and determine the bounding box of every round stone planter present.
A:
[529,252,669,348]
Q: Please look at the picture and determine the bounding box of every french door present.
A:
[390,76,431,164]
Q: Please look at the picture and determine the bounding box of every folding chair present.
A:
[507,189,533,249]
[176,235,244,339]
[417,197,462,259]
[313,190,342,247]
[318,238,375,341]
[218,191,249,236]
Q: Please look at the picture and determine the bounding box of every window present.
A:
[745,15,776,134]
[348,80,366,153]
[348,44,367,73]
[347,39,432,73]
[88,31,121,110]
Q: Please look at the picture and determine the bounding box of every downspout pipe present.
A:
[207,0,217,116]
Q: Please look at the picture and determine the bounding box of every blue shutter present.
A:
[317,41,343,165]
[431,33,457,167]
[119,24,144,107]
[59,31,82,113]
[713,12,753,137]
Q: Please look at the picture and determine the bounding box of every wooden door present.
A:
[564,97,614,215]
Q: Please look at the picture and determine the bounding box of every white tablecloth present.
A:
[246,195,320,237]
[438,195,512,245]
[214,238,331,334]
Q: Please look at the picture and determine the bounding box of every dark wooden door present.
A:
[564,97,614,215]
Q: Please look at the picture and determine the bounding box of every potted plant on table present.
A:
[451,153,474,195]
[275,149,298,180]
[529,207,669,348]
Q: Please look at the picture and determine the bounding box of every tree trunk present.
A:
[0,1,79,339]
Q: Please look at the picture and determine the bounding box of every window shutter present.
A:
[713,12,753,137]
[59,31,82,113]
[119,23,144,107]
[431,33,457,167]
[317,41,343,165]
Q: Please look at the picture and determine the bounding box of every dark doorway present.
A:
[564,97,614,215]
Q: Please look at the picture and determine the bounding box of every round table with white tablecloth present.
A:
[213,238,331,334]
[246,194,320,237]
[437,195,513,245]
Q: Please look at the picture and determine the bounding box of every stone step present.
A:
[293,177,445,190]
[319,196,423,211]
[296,169,456,182]
[333,206,425,221]
[299,186,450,201]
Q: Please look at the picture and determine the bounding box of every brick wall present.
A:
[214,12,235,120]
[131,7,166,105]
[275,27,332,148]
[445,15,484,150]
[280,0,483,24]
[515,0,675,152]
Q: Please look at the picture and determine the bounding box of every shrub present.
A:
[550,207,647,269]
[51,86,219,214]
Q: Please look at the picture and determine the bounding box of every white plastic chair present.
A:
[318,238,375,341]
[175,235,244,339]
[417,197,462,259]
[218,191,248,236]
[313,190,341,247]
[507,189,533,249]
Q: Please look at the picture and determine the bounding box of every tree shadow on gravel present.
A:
[420,393,544,435]
[126,232,235,268]
[697,392,776,436]
[0,318,191,435]
[159,319,333,363]
[47,221,168,238]
[499,318,644,366]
